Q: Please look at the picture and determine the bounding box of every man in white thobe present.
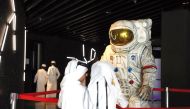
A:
[34,64,48,97]
[58,60,90,109]
[46,60,60,98]
[88,61,128,109]
[34,64,48,109]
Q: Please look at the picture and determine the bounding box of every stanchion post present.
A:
[166,87,169,108]
[10,93,18,109]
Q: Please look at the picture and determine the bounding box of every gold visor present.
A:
[109,29,134,46]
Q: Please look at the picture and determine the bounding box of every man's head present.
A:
[51,60,56,66]
[109,19,152,52]
[41,64,46,69]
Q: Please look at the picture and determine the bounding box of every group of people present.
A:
[58,19,157,109]
[34,60,60,98]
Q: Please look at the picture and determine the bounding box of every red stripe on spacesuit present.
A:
[142,65,157,70]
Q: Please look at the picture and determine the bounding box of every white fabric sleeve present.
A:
[47,67,51,75]
[34,71,38,83]
[57,90,63,108]
[113,73,128,108]
[56,67,61,79]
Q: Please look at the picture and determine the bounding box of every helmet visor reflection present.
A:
[109,29,134,46]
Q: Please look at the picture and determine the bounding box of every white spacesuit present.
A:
[46,60,60,98]
[34,64,48,97]
[88,61,128,109]
[58,60,89,109]
[101,19,157,107]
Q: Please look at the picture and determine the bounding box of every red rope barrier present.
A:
[18,88,164,97]
[169,88,190,93]
[18,94,58,103]
[152,88,190,93]
[18,93,190,109]
[16,87,190,108]
[17,88,190,98]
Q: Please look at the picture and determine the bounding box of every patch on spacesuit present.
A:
[114,67,119,72]
[128,67,132,73]
[129,54,138,65]
[129,80,134,85]
[131,55,136,61]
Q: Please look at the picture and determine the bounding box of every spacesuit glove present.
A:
[138,85,152,101]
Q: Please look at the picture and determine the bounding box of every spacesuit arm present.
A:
[141,47,157,87]
[138,47,157,100]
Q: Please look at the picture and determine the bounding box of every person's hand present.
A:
[137,85,152,101]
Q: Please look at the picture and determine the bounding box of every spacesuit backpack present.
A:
[127,18,153,71]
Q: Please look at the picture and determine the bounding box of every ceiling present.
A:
[24,0,189,45]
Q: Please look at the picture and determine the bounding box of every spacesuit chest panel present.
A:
[128,44,146,69]
[128,53,138,68]
[110,52,128,68]
[118,45,145,82]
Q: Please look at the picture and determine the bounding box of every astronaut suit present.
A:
[101,19,157,107]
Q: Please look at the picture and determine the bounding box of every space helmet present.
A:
[109,19,152,51]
